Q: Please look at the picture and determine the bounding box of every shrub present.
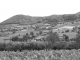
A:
[11,36,19,41]
[30,31,35,39]
[0,43,5,51]
[67,42,80,49]
[52,41,67,49]
[75,34,80,43]
[63,34,69,41]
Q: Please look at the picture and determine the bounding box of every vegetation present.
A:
[11,32,36,42]
[1,12,80,51]
[0,50,79,60]
[1,12,80,25]
[46,31,59,43]
[0,31,77,51]
[1,12,80,60]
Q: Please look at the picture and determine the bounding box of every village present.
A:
[0,21,80,42]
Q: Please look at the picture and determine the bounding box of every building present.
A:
[35,36,47,41]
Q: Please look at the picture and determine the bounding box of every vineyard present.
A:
[0,49,80,60]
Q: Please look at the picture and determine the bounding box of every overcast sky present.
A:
[0,0,80,23]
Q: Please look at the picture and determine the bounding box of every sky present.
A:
[0,0,80,23]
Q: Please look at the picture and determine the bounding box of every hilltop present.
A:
[0,15,43,25]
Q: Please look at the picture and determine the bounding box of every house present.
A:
[35,36,46,41]
[42,30,49,33]
[44,23,51,26]
[32,23,44,28]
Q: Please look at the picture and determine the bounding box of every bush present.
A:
[67,42,80,49]
[52,41,66,49]
[75,34,80,43]
[63,34,69,41]
[11,36,19,41]
[0,39,79,51]
[0,43,5,51]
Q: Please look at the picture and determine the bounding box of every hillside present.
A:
[0,15,43,25]
[1,12,80,25]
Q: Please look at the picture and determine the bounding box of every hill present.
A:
[0,15,43,25]
[1,12,80,25]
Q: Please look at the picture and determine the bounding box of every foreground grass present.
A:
[0,49,80,60]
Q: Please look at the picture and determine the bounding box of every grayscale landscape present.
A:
[0,12,80,60]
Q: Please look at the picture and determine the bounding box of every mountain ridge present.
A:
[1,12,80,25]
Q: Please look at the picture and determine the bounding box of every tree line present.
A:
[0,30,80,51]
[11,31,36,42]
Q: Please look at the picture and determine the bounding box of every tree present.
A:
[65,30,69,32]
[63,34,69,41]
[22,33,30,41]
[46,31,59,43]
[39,31,42,35]
[30,32,35,39]
[72,26,78,32]
[23,35,29,41]
[75,33,80,43]
[11,36,19,41]
[23,35,27,41]
[13,31,16,34]
[26,33,30,39]
[77,30,80,34]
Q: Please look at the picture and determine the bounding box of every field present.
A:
[58,32,77,39]
[0,29,39,42]
[0,50,80,60]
